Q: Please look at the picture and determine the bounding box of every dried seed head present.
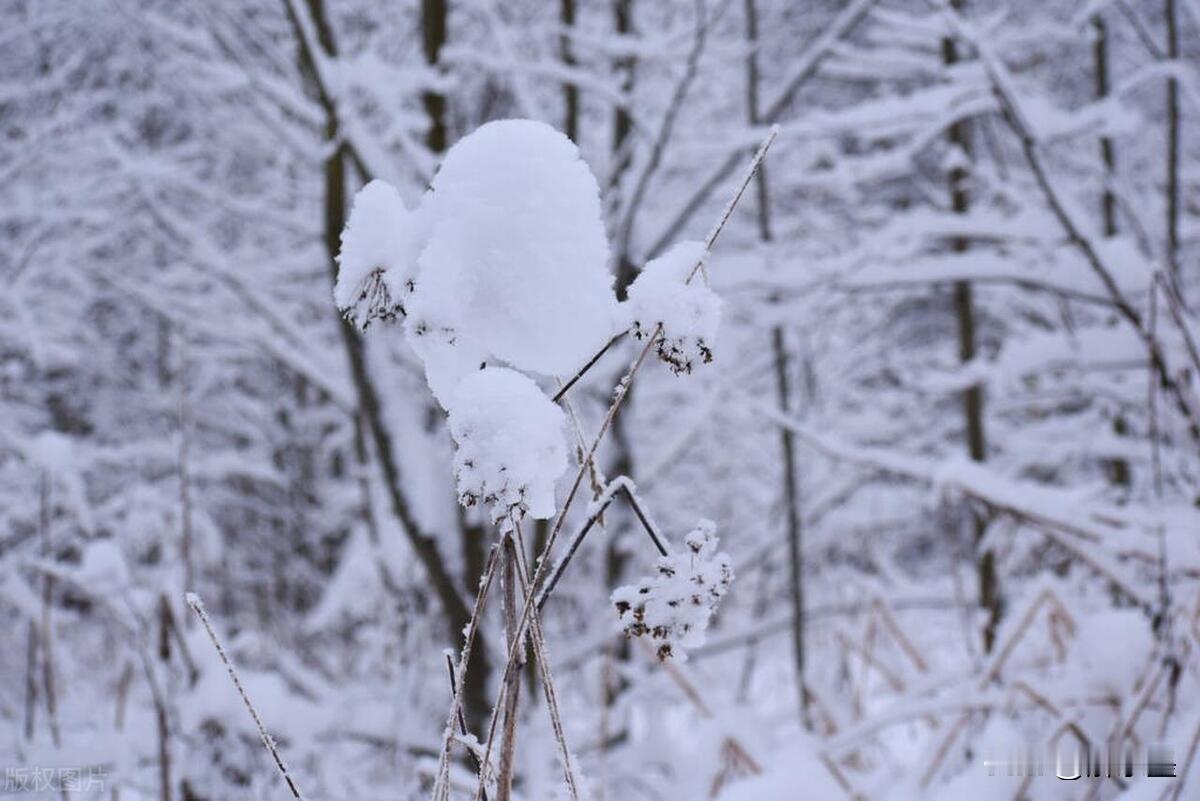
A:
[340,268,407,331]
[611,519,734,661]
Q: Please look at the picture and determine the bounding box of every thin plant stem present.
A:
[444,653,489,801]
[512,524,581,801]
[552,332,627,403]
[556,125,779,402]
[185,593,305,801]
[495,535,522,801]
[432,545,502,801]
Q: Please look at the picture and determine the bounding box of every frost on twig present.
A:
[185,592,305,800]
[627,240,722,375]
[612,520,733,660]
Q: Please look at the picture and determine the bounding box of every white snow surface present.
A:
[405,118,619,399]
[626,240,722,374]
[30,429,75,471]
[446,366,568,529]
[75,539,130,594]
[1067,609,1155,698]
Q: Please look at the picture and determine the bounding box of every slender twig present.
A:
[615,0,711,261]
[618,484,668,556]
[185,593,305,801]
[433,545,502,801]
[689,124,779,283]
[536,494,619,611]
[646,0,875,259]
[1168,708,1200,801]
[552,331,626,402]
[512,525,581,800]
[1115,0,1165,58]
[555,125,779,403]
[469,335,657,801]
[535,477,668,612]
[495,535,523,801]
[1149,279,1164,496]
[445,653,489,801]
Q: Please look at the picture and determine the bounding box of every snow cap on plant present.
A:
[626,240,722,375]
[446,366,568,531]
[404,118,620,402]
[335,179,430,330]
[612,519,733,660]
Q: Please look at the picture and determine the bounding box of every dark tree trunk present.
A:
[942,0,1000,654]
[289,0,493,734]
[561,0,578,142]
[1166,0,1181,298]
[1094,13,1132,491]
[745,0,808,727]
[604,0,640,720]
[611,0,637,297]
[422,0,448,153]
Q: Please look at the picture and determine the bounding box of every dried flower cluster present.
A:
[342,268,410,330]
[632,320,715,375]
[626,241,722,376]
[612,520,733,660]
[334,179,426,332]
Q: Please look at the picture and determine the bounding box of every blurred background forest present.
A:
[2,0,1200,799]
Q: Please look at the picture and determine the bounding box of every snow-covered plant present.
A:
[627,240,722,375]
[335,118,730,531]
[333,124,762,800]
[612,520,734,660]
[404,119,618,395]
[446,367,567,531]
[337,119,618,395]
[335,179,428,330]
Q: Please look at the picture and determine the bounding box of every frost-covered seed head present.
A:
[611,520,733,660]
[626,240,722,376]
[341,268,404,331]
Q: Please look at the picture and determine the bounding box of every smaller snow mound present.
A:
[335,179,430,330]
[627,241,721,374]
[612,520,733,660]
[446,367,567,530]
[30,430,74,472]
[75,539,130,595]
[1070,609,1154,699]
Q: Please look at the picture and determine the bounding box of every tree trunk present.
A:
[745,0,809,727]
[290,0,493,733]
[39,472,61,748]
[561,0,578,143]
[942,0,1000,654]
[604,0,639,725]
[157,597,173,801]
[422,0,448,153]
[1094,13,1131,492]
[610,0,637,294]
[1166,0,1181,297]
